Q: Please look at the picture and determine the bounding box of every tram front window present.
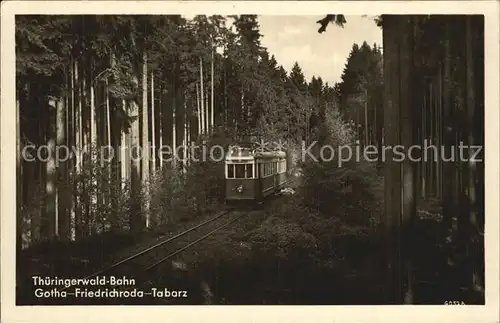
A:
[235,164,245,178]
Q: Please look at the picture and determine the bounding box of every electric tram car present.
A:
[225,145,288,202]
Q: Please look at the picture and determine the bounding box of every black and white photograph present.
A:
[1,1,499,322]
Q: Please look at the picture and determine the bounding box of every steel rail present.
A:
[58,209,231,292]
[143,211,248,271]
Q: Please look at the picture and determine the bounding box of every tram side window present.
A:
[227,164,235,178]
[245,164,253,178]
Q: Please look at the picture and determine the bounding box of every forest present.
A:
[15,14,484,305]
[16,15,383,245]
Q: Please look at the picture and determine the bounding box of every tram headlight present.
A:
[236,185,244,193]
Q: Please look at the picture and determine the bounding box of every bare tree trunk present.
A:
[89,65,97,235]
[435,67,442,198]
[364,88,369,146]
[129,97,141,233]
[441,18,454,255]
[82,66,88,168]
[120,100,129,191]
[16,95,22,248]
[151,71,156,174]
[56,94,69,239]
[211,46,215,133]
[205,95,209,133]
[186,101,191,165]
[200,57,205,135]
[32,104,43,243]
[23,84,39,246]
[159,86,164,169]
[45,100,57,241]
[74,59,83,239]
[106,85,111,150]
[240,86,244,132]
[162,87,169,170]
[82,60,90,237]
[172,77,177,168]
[224,57,228,126]
[465,15,483,294]
[196,83,201,136]
[105,75,117,231]
[142,52,150,228]
[422,92,427,198]
[382,15,402,304]
[182,96,188,174]
[399,16,417,304]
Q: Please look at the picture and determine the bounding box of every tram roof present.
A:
[225,149,286,161]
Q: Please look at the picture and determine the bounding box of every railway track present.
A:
[57,209,240,289]
[42,209,246,304]
[47,180,299,304]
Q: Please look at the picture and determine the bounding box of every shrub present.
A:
[300,107,383,227]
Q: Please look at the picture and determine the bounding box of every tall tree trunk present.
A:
[429,81,435,196]
[74,59,82,239]
[196,83,201,136]
[241,86,244,131]
[399,16,417,304]
[183,95,188,174]
[162,88,169,170]
[172,75,177,168]
[223,57,228,126]
[89,65,97,235]
[32,100,44,243]
[382,15,402,304]
[422,91,427,199]
[186,100,191,165]
[81,60,90,236]
[23,84,39,245]
[142,52,150,228]
[364,88,369,146]
[120,99,129,192]
[205,95,209,134]
[129,97,141,233]
[151,71,156,174]
[106,82,111,150]
[435,66,442,198]
[211,46,215,133]
[16,95,22,248]
[56,95,69,239]
[159,87,164,169]
[465,15,483,294]
[67,61,75,240]
[200,57,205,135]
[105,76,115,231]
[44,100,57,241]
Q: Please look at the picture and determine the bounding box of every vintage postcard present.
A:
[1,1,499,323]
